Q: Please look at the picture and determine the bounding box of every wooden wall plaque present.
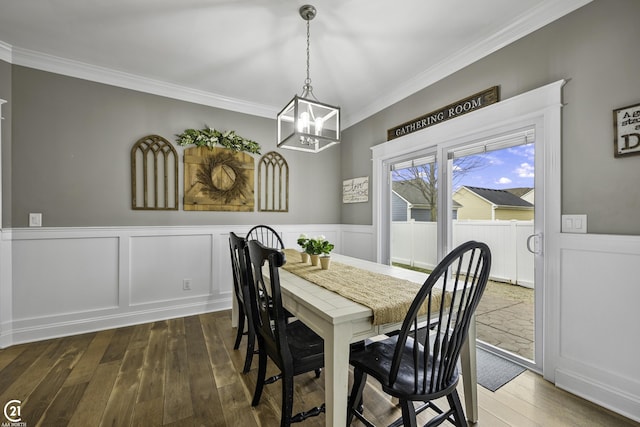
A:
[131,134,178,210]
[183,146,254,211]
[387,86,499,141]
[613,102,640,158]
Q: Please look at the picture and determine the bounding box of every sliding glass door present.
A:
[386,127,542,370]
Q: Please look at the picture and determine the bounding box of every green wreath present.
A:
[196,152,249,203]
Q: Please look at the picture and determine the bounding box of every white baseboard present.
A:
[8,298,231,347]
[556,368,640,423]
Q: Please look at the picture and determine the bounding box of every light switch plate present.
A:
[29,213,42,227]
[562,214,587,233]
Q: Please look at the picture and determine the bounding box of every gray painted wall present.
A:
[5,66,341,227]
[0,60,11,227]
[340,0,640,235]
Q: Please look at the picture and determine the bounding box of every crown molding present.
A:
[8,45,278,119]
[0,41,12,63]
[343,0,593,128]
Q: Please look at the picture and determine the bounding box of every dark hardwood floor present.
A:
[0,311,637,426]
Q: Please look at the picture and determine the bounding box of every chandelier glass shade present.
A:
[277,5,341,153]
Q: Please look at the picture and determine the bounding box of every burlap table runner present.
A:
[281,249,444,326]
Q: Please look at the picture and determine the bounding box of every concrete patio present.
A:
[475,279,534,360]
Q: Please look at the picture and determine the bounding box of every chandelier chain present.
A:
[306,19,310,85]
[302,17,318,100]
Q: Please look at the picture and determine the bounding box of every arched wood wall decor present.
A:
[258,151,289,212]
[184,146,254,211]
[131,134,178,210]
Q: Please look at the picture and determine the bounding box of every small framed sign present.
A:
[343,176,369,203]
[613,102,640,158]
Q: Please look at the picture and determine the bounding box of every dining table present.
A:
[273,250,479,427]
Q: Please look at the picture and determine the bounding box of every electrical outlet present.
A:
[183,279,192,291]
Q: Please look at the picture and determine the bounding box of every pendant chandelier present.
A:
[277,4,341,153]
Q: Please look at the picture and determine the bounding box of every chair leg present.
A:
[347,368,368,425]
[281,373,294,427]
[233,311,245,350]
[399,399,418,427]
[242,327,255,373]
[447,390,467,427]
[252,346,268,406]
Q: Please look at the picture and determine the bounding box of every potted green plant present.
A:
[317,237,334,270]
[297,233,310,263]
[304,235,334,268]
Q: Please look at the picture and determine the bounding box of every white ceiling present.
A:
[0,0,590,127]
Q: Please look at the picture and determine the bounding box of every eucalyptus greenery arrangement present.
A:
[176,126,261,154]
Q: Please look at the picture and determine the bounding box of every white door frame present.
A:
[0,99,10,349]
[371,80,564,379]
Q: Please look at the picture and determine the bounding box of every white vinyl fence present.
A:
[391,220,534,288]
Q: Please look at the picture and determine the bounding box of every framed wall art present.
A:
[343,176,369,203]
[131,134,179,210]
[258,151,289,212]
[613,102,640,158]
[183,146,254,211]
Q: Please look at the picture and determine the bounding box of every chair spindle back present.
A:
[390,241,491,394]
[247,224,285,250]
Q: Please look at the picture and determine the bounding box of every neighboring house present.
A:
[505,187,535,205]
[453,186,533,220]
[520,188,534,204]
[392,180,459,221]
[504,187,532,198]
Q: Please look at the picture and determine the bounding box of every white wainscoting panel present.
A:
[1,224,349,348]
[0,230,13,348]
[555,233,640,422]
[13,236,120,318]
[4,226,239,346]
[130,234,213,305]
[340,225,375,261]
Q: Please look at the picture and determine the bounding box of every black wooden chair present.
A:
[247,224,285,250]
[347,241,491,427]
[246,240,325,427]
[246,224,295,320]
[229,232,257,373]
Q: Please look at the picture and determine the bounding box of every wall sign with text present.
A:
[613,102,640,158]
[387,86,499,141]
[343,176,369,203]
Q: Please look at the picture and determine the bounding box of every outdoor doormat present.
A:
[476,347,526,392]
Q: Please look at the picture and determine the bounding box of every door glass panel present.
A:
[449,137,535,362]
[390,155,438,271]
